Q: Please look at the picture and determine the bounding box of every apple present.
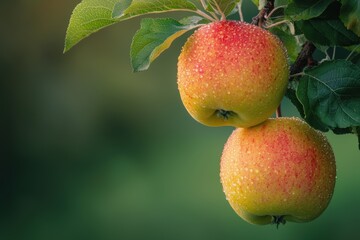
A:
[220,117,336,226]
[177,21,289,128]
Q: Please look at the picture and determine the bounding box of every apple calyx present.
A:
[215,109,237,120]
[272,215,286,228]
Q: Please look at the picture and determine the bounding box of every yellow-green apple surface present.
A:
[177,21,289,127]
[220,117,336,225]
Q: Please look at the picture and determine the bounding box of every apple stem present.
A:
[276,105,282,118]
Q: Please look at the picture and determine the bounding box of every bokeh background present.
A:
[2,1,360,240]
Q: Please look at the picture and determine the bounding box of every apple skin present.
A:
[177,21,289,128]
[220,117,336,225]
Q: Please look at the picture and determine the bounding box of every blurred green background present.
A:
[2,1,360,240]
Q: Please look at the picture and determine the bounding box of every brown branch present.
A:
[290,41,316,76]
[251,0,274,27]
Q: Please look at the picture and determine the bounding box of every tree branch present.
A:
[290,41,316,76]
[251,0,275,27]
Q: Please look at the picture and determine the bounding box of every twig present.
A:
[290,41,316,76]
[251,0,275,27]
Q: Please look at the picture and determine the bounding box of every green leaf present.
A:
[251,0,287,10]
[251,0,266,10]
[296,60,360,132]
[64,0,120,52]
[346,45,360,65]
[293,1,360,46]
[285,0,333,21]
[286,80,305,118]
[112,0,132,18]
[113,0,197,18]
[206,0,240,16]
[340,0,360,37]
[275,0,289,7]
[270,27,301,63]
[347,44,360,53]
[250,0,258,8]
[313,43,329,54]
[64,0,198,52]
[296,19,360,46]
[130,17,202,72]
[351,54,360,66]
[178,15,209,25]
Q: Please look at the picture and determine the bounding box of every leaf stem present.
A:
[265,5,286,20]
[346,44,360,61]
[198,0,219,21]
[194,9,217,22]
[199,0,207,9]
[212,0,226,20]
[289,72,304,78]
[238,0,244,22]
[332,46,336,60]
[265,19,290,29]
[265,19,295,35]
[324,48,331,61]
[208,10,220,21]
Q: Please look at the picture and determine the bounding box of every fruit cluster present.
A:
[177,21,336,226]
